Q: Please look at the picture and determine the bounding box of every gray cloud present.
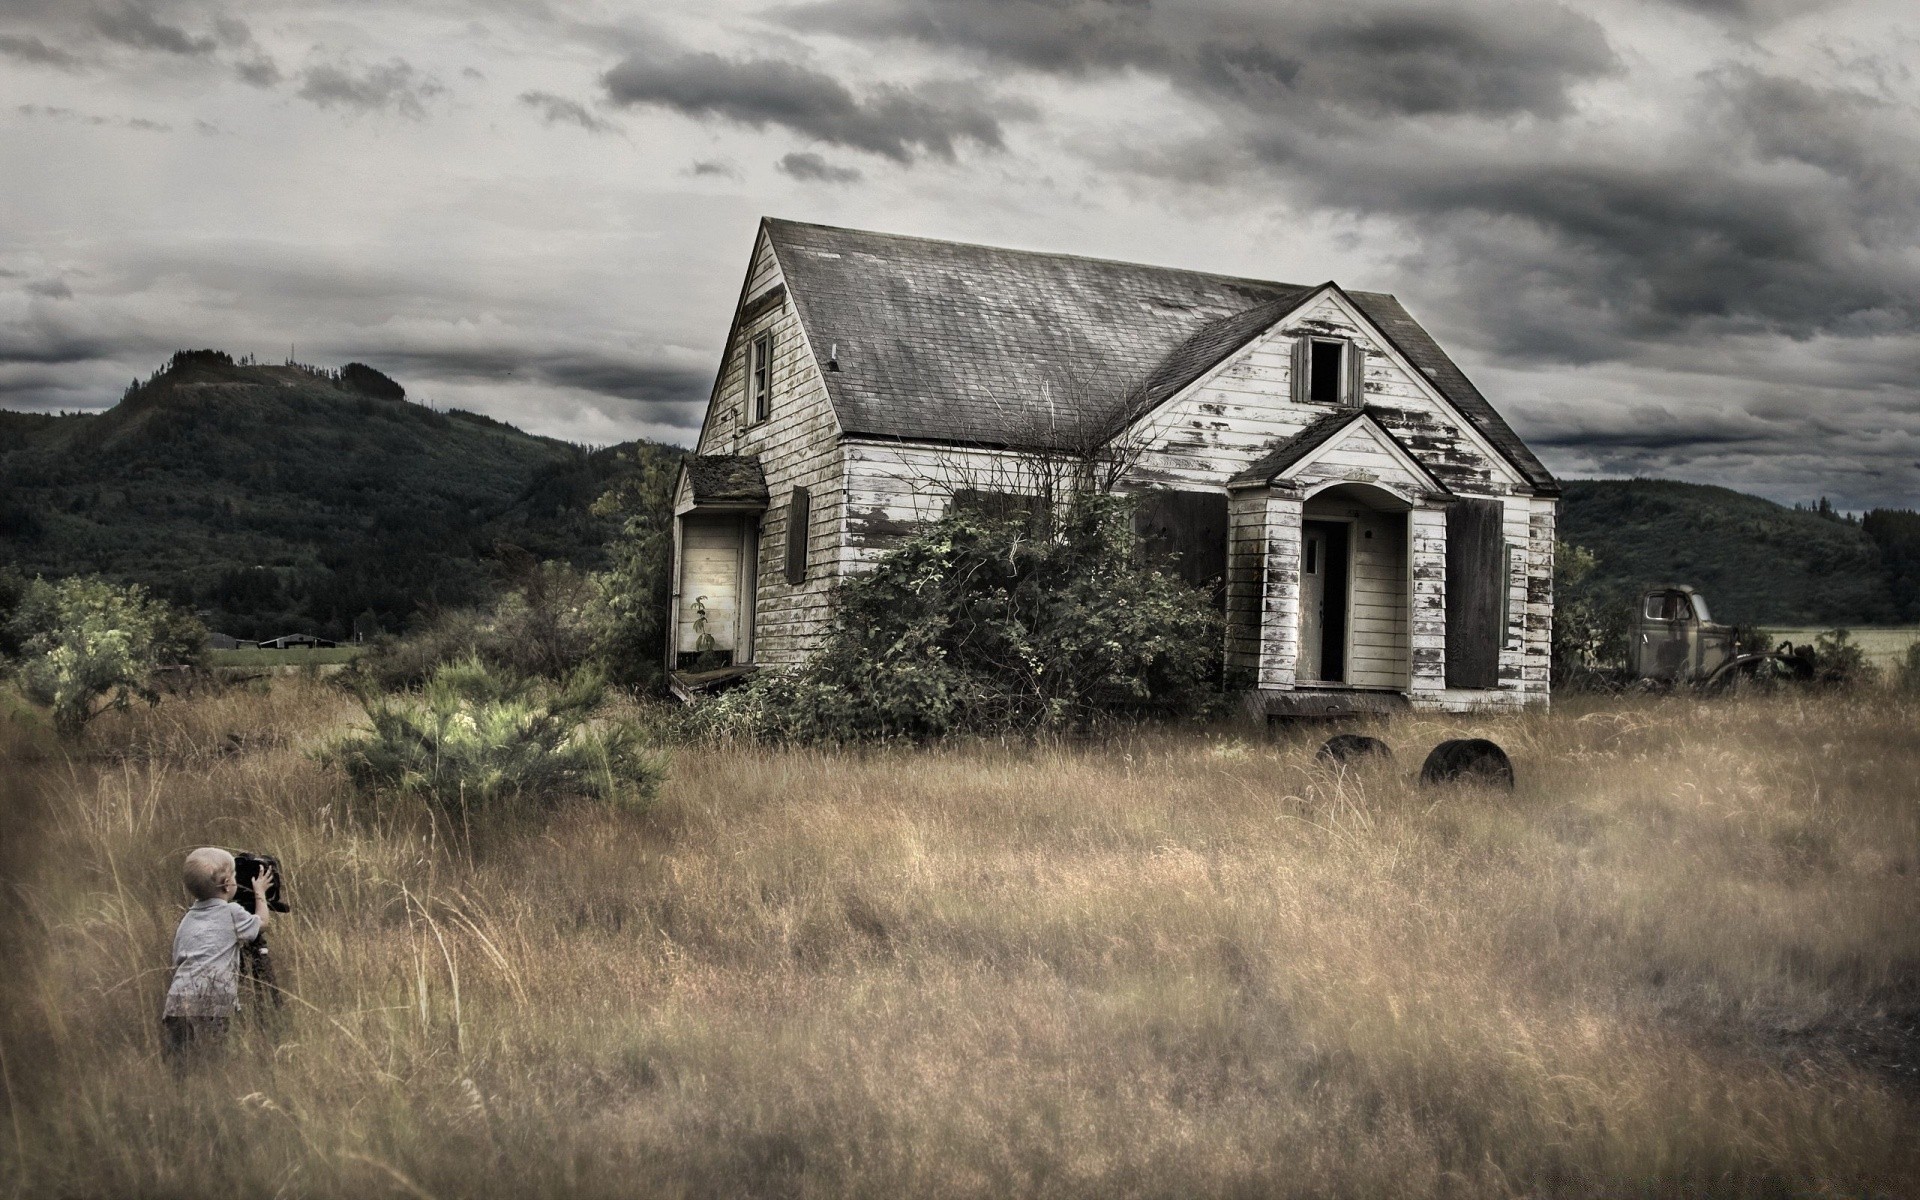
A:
[777,150,861,182]
[783,0,1616,121]
[92,3,216,56]
[686,159,740,178]
[17,104,172,132]
[0,33,86,70]
[518,90,621,134]
[601,48,1016,161]
[298,59,446,118]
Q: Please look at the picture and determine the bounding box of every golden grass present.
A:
[2,683,1916,1198]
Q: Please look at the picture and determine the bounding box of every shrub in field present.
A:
[1809,628,1876,687]
[328,656,663,814]
[1550,541,1630,687]
[4,575,207,737]
[690,495,1221,742]
[1896,641,1920,694]
[347,561,602,691]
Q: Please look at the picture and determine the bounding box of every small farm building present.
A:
[669,219,1559,716]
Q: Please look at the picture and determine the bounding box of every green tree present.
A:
[587,448,678,692]
[5,576,207,737]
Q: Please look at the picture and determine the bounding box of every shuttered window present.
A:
[784,486,810,585]
[1291,336,1365,408]
[1445,499,1504,688]
[749,333,772,424]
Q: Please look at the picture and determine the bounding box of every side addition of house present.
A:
[668,218,1559,715]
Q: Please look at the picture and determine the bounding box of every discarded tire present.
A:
[1317,733,1394,765]
[1419,738,1514,788]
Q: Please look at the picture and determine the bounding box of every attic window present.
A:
[749,333,772,424]
[1292,335,1365,407]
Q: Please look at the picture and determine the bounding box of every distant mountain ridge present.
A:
[0,350,681,640]
[1,351,1913,637]
[1559,479,1914,626]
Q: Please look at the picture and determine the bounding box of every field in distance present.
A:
[3,684,1915,1198]
[1761,626,1920,670]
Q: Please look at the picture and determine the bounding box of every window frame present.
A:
[748,331,773,425]
[1292,334,1366,408]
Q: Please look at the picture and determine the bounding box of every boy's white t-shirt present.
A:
[163,898,262,1018]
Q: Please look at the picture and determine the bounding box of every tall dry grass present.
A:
[2,681,1916,1198]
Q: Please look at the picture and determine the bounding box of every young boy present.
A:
[161,847,275,1058]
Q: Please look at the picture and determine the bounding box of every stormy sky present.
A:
[2,0,1916,509]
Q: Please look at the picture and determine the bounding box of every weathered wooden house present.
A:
[670,219,1559,714]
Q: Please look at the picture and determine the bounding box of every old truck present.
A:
[1630,584,1814,689]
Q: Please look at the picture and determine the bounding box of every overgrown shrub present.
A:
[1895,641,1920,695]
[347,562,601,691]
[1809,628,1877,688]
[327,657,663,816]
[1550,541,1630,687]
[689,495,1221,742]
[4,575,207,737]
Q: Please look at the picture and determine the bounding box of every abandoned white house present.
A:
[669,218,1559,715]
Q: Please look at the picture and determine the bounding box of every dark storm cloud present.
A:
[601,49,1014,161]
[777,150,861,182]
[518,90,621,134]
[92,3,216,56]
[298,59,446,118]
[0,33,86,70]
[782,0,1616,121]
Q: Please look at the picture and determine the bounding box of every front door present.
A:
[1298,521,1349,683]
[1300,528,1326,681]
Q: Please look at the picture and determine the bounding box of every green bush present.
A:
[327,657,664,816]
[1550,541,1630,687]
[689,495,1221,743]
[1809,628,1876,688]
[4,575,207,737]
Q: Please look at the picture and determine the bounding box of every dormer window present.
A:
[1292,335,1364,407]
[749,332,772,424]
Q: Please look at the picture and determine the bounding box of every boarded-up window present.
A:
[1445,499,1504,688]
[1134,490,1229,607]
[785,486,810,585]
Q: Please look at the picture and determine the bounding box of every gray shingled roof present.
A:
[764,219,1557,494]
[684,454,768,505]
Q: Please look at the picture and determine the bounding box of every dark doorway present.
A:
[1300,519,1349,683]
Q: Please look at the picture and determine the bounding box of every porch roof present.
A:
[683,454,769,507]
[1228,407,1452,495]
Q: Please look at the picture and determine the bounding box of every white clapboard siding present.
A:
[840,440,1052,568]
[1124,291,1526,501]
[677,521,741,653]
[698,230,846,669]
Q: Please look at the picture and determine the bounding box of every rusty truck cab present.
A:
[1631,584,1735,682]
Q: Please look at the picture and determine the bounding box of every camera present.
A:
[229,850,289,913]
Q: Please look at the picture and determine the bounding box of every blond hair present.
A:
[182,847,234,901]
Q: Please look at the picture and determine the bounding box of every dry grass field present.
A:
[2,681,1917,1198]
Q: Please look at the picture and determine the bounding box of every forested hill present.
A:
[1560,479,1915,626]
[0,350,681,640]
